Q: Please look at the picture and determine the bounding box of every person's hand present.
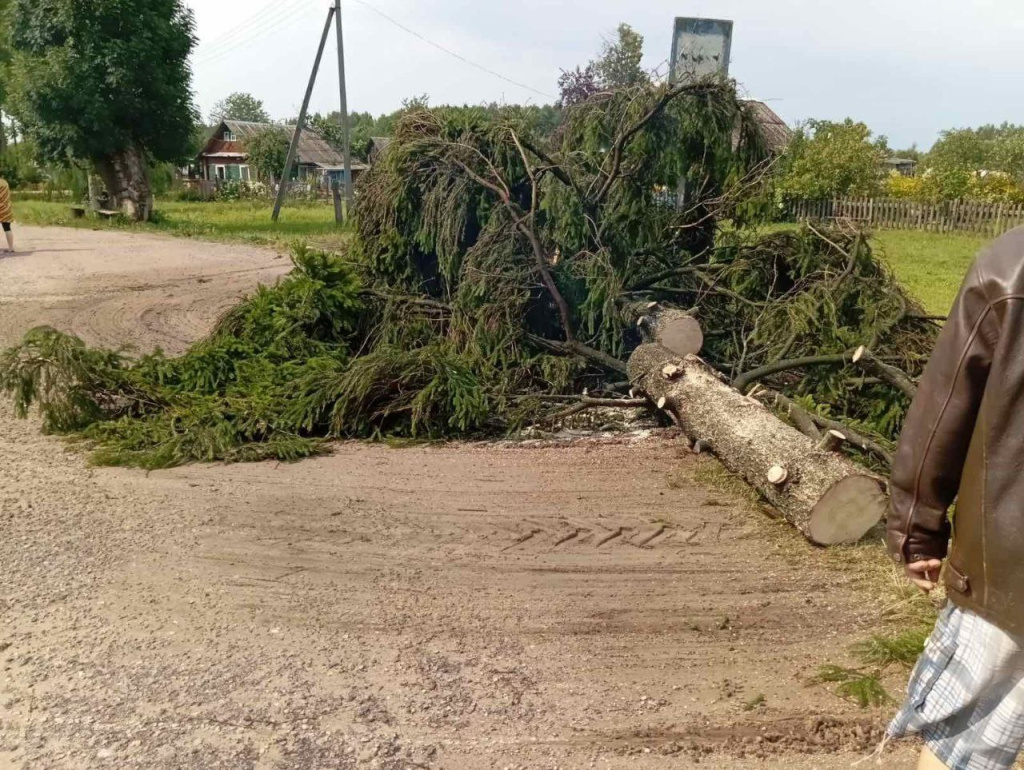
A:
[906,559,943,594]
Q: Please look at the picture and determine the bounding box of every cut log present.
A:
[628,344,888,545]
[637,309,704,358]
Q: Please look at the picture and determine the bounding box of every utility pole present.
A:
[334,0,354,220]
[272,6,336,222]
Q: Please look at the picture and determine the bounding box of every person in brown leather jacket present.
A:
[885,228,1024,770]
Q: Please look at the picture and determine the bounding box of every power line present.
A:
[195,0,312,65]
[351,0,556,100]
[194,0,316,66]
[195,0,297,57]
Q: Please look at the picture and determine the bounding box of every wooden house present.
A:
[196,119,368,184]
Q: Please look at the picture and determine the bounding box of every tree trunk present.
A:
[95,145,153,221]
[636,306,704,357]
[628,344,888,546]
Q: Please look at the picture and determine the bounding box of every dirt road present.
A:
[0,226,919,768]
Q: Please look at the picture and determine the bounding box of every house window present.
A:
[223,130,236,142]
[215,165,226,181]
[241,166,251,182]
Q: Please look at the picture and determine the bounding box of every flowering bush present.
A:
[884,170,1024,204]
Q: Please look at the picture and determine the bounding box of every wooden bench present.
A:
[69,205,87,219]
[96,209,121,220]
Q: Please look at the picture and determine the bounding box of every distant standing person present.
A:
[0,177,14,253]
[886,228,1024,769]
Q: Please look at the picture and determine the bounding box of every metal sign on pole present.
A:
[272,6,336,223]
[669,17,734,209]
[669,17,733,84]
[334,0,354,221]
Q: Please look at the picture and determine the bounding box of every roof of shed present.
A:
[741,101,793,153]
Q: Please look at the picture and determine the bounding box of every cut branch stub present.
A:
[818,430,847,453]
[661,363,683,380]
[852,346,918,400]
[628,343,888,546]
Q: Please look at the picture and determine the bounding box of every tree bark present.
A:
[628,344,888,546]
[94,145,154,221]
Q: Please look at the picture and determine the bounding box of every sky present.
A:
[187,0,1024,151]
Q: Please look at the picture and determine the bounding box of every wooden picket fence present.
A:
[787,197,1024,238]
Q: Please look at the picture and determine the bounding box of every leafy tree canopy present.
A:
[594,23,647,89]
[559,23,648,106]
[9,0,198,165]
[211,92,271,124]
[777,119,889,199]
[244,127,289,183]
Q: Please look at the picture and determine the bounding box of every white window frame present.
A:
[240,165,251,182]
[223,130,236,142]
[215,165,226,181]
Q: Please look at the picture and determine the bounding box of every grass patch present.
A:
[874,230,988,316]
[12,199,352,251]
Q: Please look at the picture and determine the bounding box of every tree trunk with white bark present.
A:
[628,343,888,545]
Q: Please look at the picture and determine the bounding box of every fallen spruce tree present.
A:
[0,78,940,543]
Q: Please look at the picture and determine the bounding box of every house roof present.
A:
[886,157,918,166]
[202,120,359,168]
[367,136,393,163]
[741,101,793,153]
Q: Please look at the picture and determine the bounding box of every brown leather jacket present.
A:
[888,228,1024,633]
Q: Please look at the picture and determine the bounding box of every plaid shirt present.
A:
[889,604,1024,770]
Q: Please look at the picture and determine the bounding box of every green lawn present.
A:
[873,230,988,316]
[13,199,352,251]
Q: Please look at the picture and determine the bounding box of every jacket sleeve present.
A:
[887,259,999,564]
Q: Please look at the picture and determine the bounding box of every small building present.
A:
[366,136,393,165]
[885,157,918,177]
[196,119,367,184]
[742,101,793,154]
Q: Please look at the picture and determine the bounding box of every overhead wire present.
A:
[194,0,290,57]
[193,0,317,66]
[194,0,313,66]
[350,0,556,100]
[192,0,557,103]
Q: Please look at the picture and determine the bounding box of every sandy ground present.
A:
[0,226,921,769]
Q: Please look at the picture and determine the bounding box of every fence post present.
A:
[332,179,342,224]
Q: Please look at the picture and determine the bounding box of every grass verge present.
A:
[12,199,353,251]
[873,230,988,316]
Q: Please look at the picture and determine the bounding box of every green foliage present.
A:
[210,92,270,124]
[244,128,289,183]
[814,665,894,708]
[0,247,366,467]
[778,119,890,199]
[3,80,939,469]
[9,0,198,166]
[817,628,928,708]
[593,23,647,89]
[853,629,928,668]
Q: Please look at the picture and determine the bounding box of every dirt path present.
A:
[0,227,919,768]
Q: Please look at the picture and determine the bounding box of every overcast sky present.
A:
[187,0,1024,150]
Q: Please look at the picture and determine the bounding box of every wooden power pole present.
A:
[272,6,336,223]
[334,0,354,219]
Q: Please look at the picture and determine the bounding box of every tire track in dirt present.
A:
[0,227,921,769]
